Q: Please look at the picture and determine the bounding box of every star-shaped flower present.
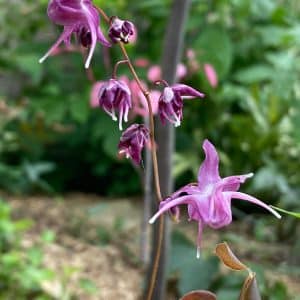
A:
[149,140,281,258]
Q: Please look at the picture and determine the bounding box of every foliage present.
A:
[0,199,54,299]
[0,0,299,210]
[170,232,291,299]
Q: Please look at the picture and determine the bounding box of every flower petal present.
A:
[39,26,74,63]
[198,140,221,190]
[225,191,281,219]
[172,84,205,98]
[217,173,254,192]
[149,195,197,224]
[196,220,203,259]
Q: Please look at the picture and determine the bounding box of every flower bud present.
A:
[109,17,135,44]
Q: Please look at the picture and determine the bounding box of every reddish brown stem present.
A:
[95,6,164,300]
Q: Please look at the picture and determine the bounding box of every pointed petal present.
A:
[84,20,97,69]
[172,84,205,98]
[149,195,197,224]
[196,220,203,259]
[217,173,254,192]
[225,191,281,219]
[198,140,221,189]
[39,26,73,63]
[97,26,111,47]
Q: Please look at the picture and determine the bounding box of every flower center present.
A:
[163,87,174,103]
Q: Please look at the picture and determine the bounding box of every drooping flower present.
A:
[108,17,135,44]
[39,0,111,69]
[98,79,132,130]
[158,83,204,127]
[149,140,281,258]
[118,124,150,164]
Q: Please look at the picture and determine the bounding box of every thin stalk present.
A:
[112,59,129,79]
[94,6,165,300]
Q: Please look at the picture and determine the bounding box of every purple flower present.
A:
[39,0,111,69]
[118,124,150,164]
[98,79,132,130]
[158,84,205,127]
[108,17,135,43]
[149,140,281,258]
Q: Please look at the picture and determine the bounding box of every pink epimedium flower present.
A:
[149,140,281,258]
[129,80,159,118]
[204,63,218,88]
[90,81,103,108]
[158,83,205,127]
[118,124,150,164]
[147,63,187,82]
[39,0,111,69]
[98,79,132,130]
[108,17,135,44]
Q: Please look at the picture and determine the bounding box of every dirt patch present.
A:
[5,193,300,299]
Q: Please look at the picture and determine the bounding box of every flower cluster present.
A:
[40,0,281,263]
[149,140,281,258]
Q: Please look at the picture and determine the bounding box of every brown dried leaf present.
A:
[215,242,248,271]
[180,290,217,300]
[239,272,262,300]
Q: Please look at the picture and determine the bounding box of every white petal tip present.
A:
[149,218,155,224]
[269,206,282,219]
[247,172,254,178]
[196,248,201,259]
[39,56,46,64]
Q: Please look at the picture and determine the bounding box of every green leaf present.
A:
[270,206,300,218]
[15,54,43,85]
[69,96,90,123]
[169,231,219,295]
[234,65,274,84]
[195,27,233,79]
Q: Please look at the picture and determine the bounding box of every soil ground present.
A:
[4,193,300,300]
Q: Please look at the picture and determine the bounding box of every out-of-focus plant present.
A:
[0,199,54,299]
[173,0,300,241]
[169,232,291,299]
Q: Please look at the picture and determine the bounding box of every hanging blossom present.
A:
[158,83,204,127]
[108,17,135,43]
[98,79,132,130]
[149,140,281,258]
[39,0,111,69]
[90,77,159,118]
[118,124,150,164]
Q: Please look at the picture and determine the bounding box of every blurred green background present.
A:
[1,0,300,299]
[1,0,300,207]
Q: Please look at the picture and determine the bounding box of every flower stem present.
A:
[112,59,129,79]
[94,6,164,300]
